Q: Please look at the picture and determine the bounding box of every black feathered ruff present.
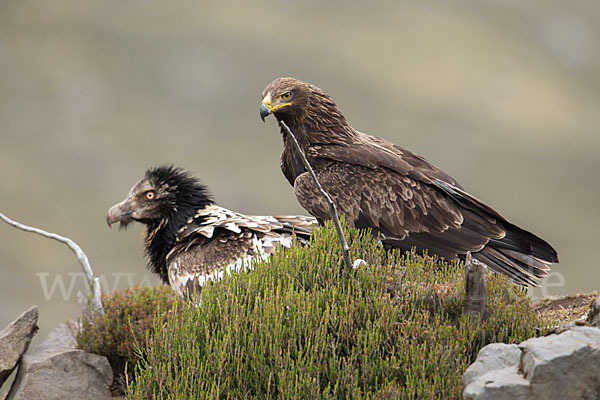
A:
[143,166,214,283]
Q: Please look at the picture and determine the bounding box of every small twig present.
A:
[0,212,104,315]
[279,120,353,270]
[464,252,486,319]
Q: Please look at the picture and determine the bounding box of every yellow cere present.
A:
[262,93,290,112]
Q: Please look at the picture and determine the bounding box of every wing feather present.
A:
[167,207,316,297]
[294,144,556,286]
[294,163,495,258]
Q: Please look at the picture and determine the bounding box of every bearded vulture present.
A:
[107,165,316,297]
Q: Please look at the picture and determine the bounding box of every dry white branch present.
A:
[0,212,104,315]
[279,120,353,270]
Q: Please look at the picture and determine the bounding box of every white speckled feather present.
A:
[167,205,317,298]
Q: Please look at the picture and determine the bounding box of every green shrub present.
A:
[127,223,545,399]
[77,284,175,393]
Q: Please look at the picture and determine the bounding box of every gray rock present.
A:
[6,321,113,400]
[588,294,600,327]
[520,327,600,399]
[463,326,600,400]
[462,343,521,389]
[0,306,39,388]
[28,319,79,354]
[463,366,530,400]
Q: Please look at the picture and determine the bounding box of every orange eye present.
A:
[145,191,155,200]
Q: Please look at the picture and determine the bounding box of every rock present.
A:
[6,321,113,400]
[0,306,39,389]
[463,326,600,400]
[462,343,521,389]
[588,294,600,327]
[29,319,79,352]
[463,367,530,400]
[520,327,600,399]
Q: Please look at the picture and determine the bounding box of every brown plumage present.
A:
[260,77,559,287]
[106,165,317,297]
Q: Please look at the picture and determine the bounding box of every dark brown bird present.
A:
[260,77,558,287]
[107,165,316,297]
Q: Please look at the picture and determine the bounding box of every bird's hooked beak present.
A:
[260,93,291,122]
[106,199,132,228]
[260,94,274,122]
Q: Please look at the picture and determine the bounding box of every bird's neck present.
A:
[278,110,357,185]
[143,197,212,284]
[279,107,357,147]
[143,219,174,283]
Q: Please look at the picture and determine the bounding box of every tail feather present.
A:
[474,225,557,287]
[473,248,540,287]
[497,248,551,274]
[432,178,559,285]
[488,223,558,263]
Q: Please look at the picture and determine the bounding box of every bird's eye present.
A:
[145,191,155,200]
[281,92,291,100]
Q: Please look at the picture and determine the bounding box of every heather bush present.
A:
[126,223,544,399]
[77,284,175,393]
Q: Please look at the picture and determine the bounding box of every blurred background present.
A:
[1,0,598,354]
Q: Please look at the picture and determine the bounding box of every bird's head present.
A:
[260,77,326,123]
[260,77,354,146]
[106,165,212,228]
